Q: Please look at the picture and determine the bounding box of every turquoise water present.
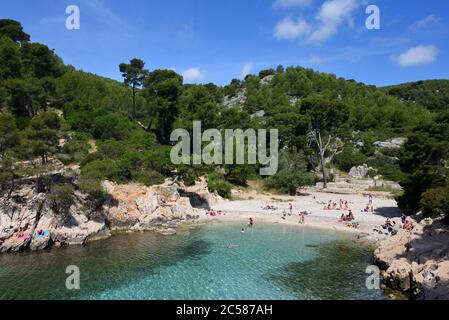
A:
[0,222,385,300]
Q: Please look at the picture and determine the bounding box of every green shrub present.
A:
[81,159,121,181]
[420,186,449,217]
[47,183,74,214]
[78,176,106,200]
[333,146,367,172]
[61,134,90,164]
[134,170,165,186]
[80,152,104,168]
[367,154,405,182]
[98,140,128,159]
[207,173,232,199]
[264,150,315,195]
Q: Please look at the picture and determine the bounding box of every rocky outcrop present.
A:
[0,178,208,254]
[260,75,274,86]
[222,89,246,109]
[374,138,406,149]
[349,164,374,179]
[374,217,449,299]
[103,181,202,232]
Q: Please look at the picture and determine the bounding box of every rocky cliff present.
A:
[0,176,212,254]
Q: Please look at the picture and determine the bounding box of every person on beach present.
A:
[248,218,254,228]
[368,195,373,206]
[347,210,354,221]
[404,219,414,232]
[289,203,292,215]
[401,213,407,224]
[299,212,305,224]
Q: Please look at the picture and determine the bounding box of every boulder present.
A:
[374,138,406,149]
[30,234,51,251]
[385,259,413,291]
[349,164,372,179]
[250,110,266,119]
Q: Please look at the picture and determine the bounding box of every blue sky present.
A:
[3,0,449,86]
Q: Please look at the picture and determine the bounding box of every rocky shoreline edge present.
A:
[372,216,449,300]
[0,176,217,253]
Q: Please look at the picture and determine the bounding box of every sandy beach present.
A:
[207,190,401,238]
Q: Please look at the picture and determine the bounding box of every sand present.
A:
[206,190,401,237]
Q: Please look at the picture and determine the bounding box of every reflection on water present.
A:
[0,222,386,300]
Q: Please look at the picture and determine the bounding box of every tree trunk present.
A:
[320,151,327,189]
[132,85,136,120]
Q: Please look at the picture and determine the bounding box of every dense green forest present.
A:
[1,20,448,218]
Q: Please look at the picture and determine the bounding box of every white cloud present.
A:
[411,14,440,31]
[274,0,314,8]
[273,0,359,44]
[182,67,204,83]
[308,0,359,43]
[81,0,126,28]
[392,45,439,67]
[274,17,311,40]
[241,63,253,78]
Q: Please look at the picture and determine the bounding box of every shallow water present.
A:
[0,222,385,300]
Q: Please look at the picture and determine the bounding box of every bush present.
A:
[98,139,128,159]
[80,152,104,168]
[78,176,106,200]
[178,166,198,186]
[207,173,232,199]
[81,159,121,182]
[61,134,90,164]
[47,183,74,214]
[366,154,405,182]
[420,186,449,217]
[264,150,315,195]
[333,147,367,172]
[134,170,165,186]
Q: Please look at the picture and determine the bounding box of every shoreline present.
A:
[206,190,401,244]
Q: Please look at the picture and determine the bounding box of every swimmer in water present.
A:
[226,241,239,249]
[241,228,245,233]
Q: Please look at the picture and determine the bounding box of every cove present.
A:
[0,222,386,300]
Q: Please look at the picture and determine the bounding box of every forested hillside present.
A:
[1,20,448,218]
[384,80,449,111]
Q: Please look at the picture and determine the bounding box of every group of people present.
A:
[339,210,355,222]
[402,214,415,232]
[207,210,223,217]
[261,205,278,211]
[228,218,254,248]
[323,199,350,211]
[374,214,415,236]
